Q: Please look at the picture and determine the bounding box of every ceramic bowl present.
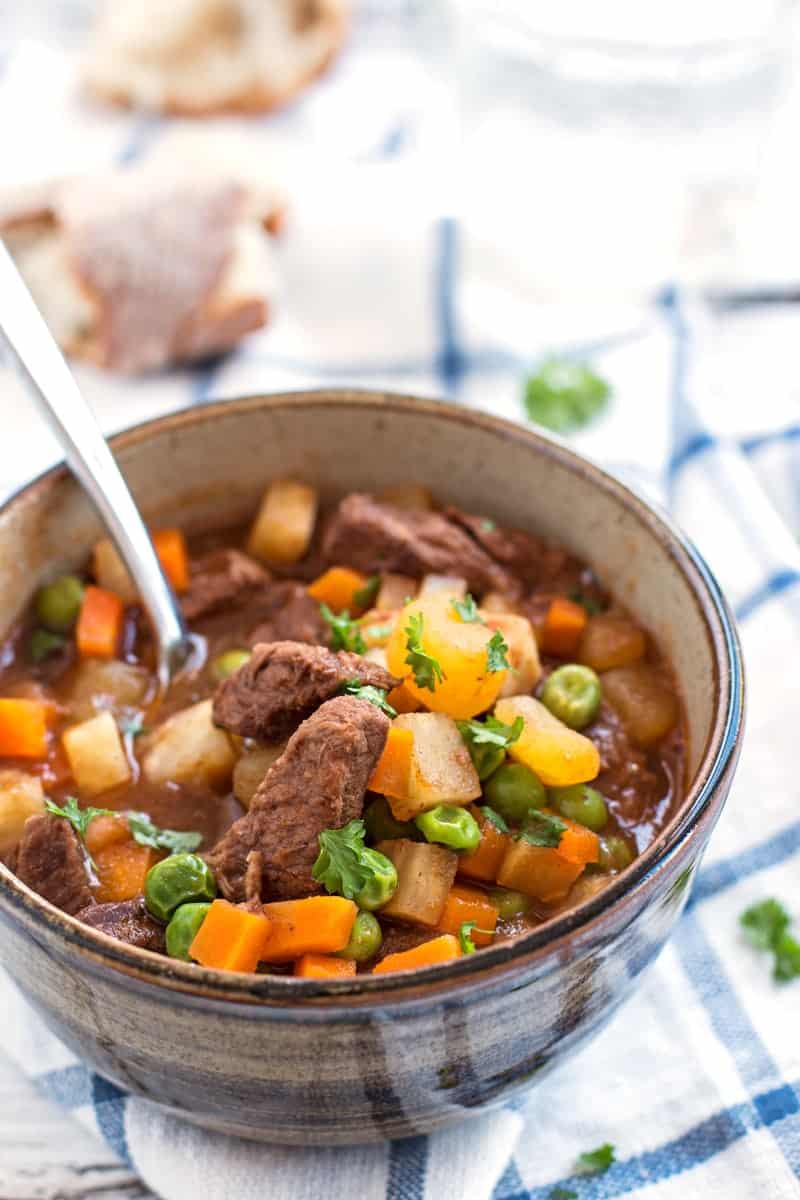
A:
[0,391,743,1145]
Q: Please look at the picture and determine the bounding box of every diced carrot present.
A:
[368,727,414,798]
[385,682,422,714]
[496,815,599,903]
[438,883,498,946]
[85,812,130,857]
[260,896,357,961]
[94,840,159,904]
[540,596,588,657]
[0,699,50,759]
[373,934,461,974]
[458,806,511,883]
[558,819,601,866]
[294,954,357,979]
[307,567,369,613]
[189,899,272,973]
[152,528,190,594]
[76,586,124,660]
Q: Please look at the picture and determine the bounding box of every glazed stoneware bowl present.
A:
[0,391,743,1145]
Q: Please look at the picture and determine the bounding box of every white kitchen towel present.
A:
[1,7,800,1199]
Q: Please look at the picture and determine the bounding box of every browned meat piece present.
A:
[207,695,389,901]
[587,702,662,832]
[76,897,166,953]
[15,814,94,915]
[213,640,400,741]
[445,506,566,589]
[322,493,515,595]
[182,548,270,622]
[247,581,330,647]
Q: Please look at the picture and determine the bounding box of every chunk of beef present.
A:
[214,640,400,741]
[247,581,330,648]
[445,506,565,590]
[207,695,389,901]
[76,897,166,953]
[322,493,515,595]
[182,549,270,622]
[587,702,661,832]
[15,814,94,915]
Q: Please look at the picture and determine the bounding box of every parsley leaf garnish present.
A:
[518,810,567,848]
[361,622,393,643]
[312,819,384,901]
[458,920,495,955]
[576,1143,616,1174]
[44,796,114,867]
[353,574,380,609]
[404,612,444,691]
[342,680,397,718]
[126,812,202,855]
[320,603,366,655]
[486,630,511,673]
[568,588,604,616]
[451,594,482,623]
[457,715,524,780]
[479,805,510,833]
[741,899,800,982]
[523,358,611,434]
[29,629,66,663]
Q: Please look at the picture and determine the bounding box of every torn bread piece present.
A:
[83,0,349,117]
[0,159,282,373]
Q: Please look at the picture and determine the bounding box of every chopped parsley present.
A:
[29,629,66,663]
[404,612,445,691]
[741,899,800,982]
[320,603,366,655]
[458,920,494,955]
[353,574,380,609]
[518,810,567,849]
[361,622,393,643]
[568,588,604,616]
[342,680,397,718]
[312,819,382,901]
[486,630,511,673]
[523,358,611,435]
[457,714,524,780]
[451,594,482,623]
[479,805,510,833]
[576,1143,616,1174]
[127,812,202,855]
[44,796,114,867]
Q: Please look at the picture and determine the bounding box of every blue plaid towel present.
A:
[2,15,800,1200]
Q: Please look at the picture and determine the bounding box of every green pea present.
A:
[212,648,251,681]
[165,901,212,961]
[488,888,531,920]
[550,783,608,832]
[364,796,420,843]
[597,835,633,873]
[144,853,216,922]
[482,763,546,826]
[415,805,481,852]
[337,911,382,962]
[540,664,601,730]
[29,629,66,664]
[35,575,85,633]
[355,848,398,910]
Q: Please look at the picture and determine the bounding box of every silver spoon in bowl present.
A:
[0,240,197,691]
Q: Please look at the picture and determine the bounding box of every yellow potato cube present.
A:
[388,712,481,820]
[62,711,132,798]
[0,770,45,855]
[142,700,236,787]
[247,480,318,566]
[483,612,541,697]
[417,574,468,601]
[233,743,287,808]
[578,614,646,672]
[378,484,434,511]
[494,694,600,787]
[91,537,139,603]
[601,663,679,747]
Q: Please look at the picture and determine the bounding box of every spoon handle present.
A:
[0,240,188,682]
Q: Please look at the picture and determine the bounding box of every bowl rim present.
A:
[0,388,744,1006]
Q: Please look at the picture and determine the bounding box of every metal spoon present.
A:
[0,240,194,689]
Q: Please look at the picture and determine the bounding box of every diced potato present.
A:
[483,612,541,698]
[578,613,646,672]
[246,479,318,566]
[359,610,397,648]
[497,838,585,903]
[142,700,236,788]
[232,742,286,808]
[378,484,434,512]
[417,574,468,601]
[543,872,611,916]
[377,574,418,610]
[481,591,515,614]
[0,770,45,855]
[67,658,150,722]
[376,839,458,927]
[388,712,481,821]
[92,537,138,603]
[62,711,132,797]
[601,663,679,747]
[386,596,507,719]
[494,695,600,787]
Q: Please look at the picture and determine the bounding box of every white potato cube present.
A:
[246,479,318,565]
[388,712,481,821]
[417,574,468,601]
[62,711,132,798]
[67,659,150,722]
[143,700,236,787]
[92,538,138,603]
[483,612,542,697]
[0,770,45,855]
[376,574,417,610]
[233,743,286,808]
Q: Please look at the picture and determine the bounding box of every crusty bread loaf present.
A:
[83,0,349,116]
[0,149,284,373]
